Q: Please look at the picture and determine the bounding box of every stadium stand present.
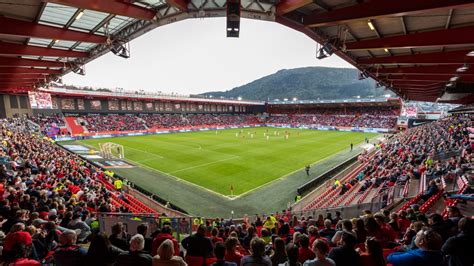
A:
[75,113,262,133]
[0,113,471,265]
[60,106,397,137]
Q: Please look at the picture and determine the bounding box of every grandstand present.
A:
[0,0,474,265]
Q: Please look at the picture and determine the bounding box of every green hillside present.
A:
[201,67,392,100]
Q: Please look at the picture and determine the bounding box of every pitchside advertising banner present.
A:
[407,118,436,128]
[55,124,391,142]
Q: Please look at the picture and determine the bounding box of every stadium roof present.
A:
[1,0,474,104]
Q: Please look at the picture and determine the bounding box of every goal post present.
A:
[99,142,125,159]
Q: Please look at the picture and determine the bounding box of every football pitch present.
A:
[78,127,375,197]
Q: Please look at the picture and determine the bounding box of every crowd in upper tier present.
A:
[266,106,400,116]
[265,114,397,129]
[79,114,148,132]
[23,106,400,135]
[74,114,261,133]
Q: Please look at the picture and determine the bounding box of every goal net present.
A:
[99,142,125,159]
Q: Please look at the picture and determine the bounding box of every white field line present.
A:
[169,156,240,174]
[227,156,329,200]
[226,134,381,200]
[78,132,380,201]
[128,159,235,199]
[78,141,239,200]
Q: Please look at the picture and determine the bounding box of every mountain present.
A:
[200,67,392,101]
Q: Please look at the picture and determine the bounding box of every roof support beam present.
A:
[376,65,474,75]
[0,79,42,83]
[0,82,36,86]
[304,0,474,27]
[391,82,444,87]
[44,0,158,20]
[0,57,65,68]
[346,26,474,51]
[384,74,474,82]
[0,74,50,79]
[276,0,313,16]
[166,0,189,12]
[0,42,88,58]
[358,49,474,65]
[0,16,107,43]
[0,68,62,74]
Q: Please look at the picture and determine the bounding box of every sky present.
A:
[62,17,354,95]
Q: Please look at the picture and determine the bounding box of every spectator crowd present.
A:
[0,113,471,266]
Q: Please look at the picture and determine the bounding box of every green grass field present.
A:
[78,127,375,196]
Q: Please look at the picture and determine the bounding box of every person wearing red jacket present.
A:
[151,225,179,256]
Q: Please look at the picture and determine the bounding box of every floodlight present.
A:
[456,64,469,72]
[110,40,130,59]
[71,64,85,76]
[368,20,375,30]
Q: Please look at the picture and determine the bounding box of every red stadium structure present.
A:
[0,2,473,266]
[0,0,474,103]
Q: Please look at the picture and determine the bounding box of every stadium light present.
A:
[71,64,85,76]
[316,41,335,60]
[293,97,297,101]
[110,40,130,59]
[283,98,288,101]
[237,97,242,100]
[75,11,84,20]
[358,70,369,80]
[367,20,375,31]
[456,64,469,72]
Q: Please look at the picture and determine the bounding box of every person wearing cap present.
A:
[2,223,35,261]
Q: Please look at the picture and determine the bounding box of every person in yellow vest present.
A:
[334,179,341,187]
[192,217,203,231]
[425,156,433,168]
[263,216,276,233]
[114,179,123,191]
[269,213,277,224]
[295,193,302,203]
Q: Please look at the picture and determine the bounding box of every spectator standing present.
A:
[181,225,213,259]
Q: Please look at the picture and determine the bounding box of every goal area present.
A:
[99,142,125,159]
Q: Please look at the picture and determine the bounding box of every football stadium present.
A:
[0,1,474,266]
